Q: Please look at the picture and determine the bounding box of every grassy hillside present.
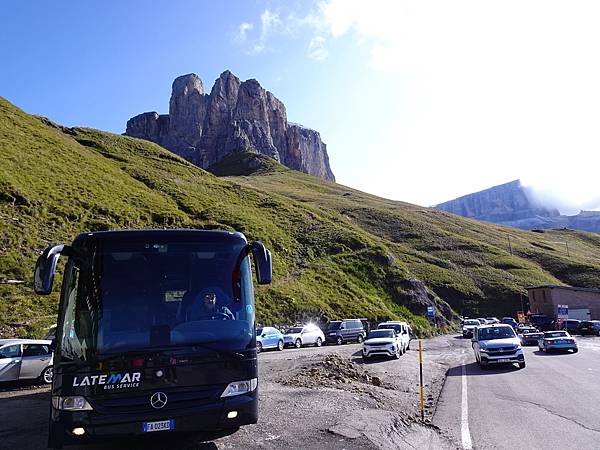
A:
[2,96,600,338]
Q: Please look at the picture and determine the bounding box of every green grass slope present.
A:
[2,96,600,338]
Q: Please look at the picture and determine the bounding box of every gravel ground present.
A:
[0,335,463,450]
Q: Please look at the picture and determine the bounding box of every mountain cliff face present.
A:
[125,71,335,181]
[436,180,600,233]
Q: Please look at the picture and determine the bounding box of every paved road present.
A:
[434,335,600,450]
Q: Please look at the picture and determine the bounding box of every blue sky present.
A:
[2,1,600,211]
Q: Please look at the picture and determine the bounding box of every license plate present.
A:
[498,358,510,363]
[142,420,174,432]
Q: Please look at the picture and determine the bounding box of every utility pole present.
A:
[507,235,513,256]
[565,242,570,257]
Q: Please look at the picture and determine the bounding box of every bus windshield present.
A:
[58,239,255,361]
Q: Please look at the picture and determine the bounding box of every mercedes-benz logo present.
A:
[150,392,168,409]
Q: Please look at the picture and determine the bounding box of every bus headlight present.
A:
[52,396,93,411]
[221,378,258,398]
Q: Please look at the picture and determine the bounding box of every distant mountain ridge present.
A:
[125,71,335,181]
[436,180,600,233]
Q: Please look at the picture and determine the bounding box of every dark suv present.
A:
[325,319,366,344]
[577,320,600,336]
[560,319,581,334]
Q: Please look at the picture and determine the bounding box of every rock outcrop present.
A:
[436,180,600,233]
[125,71,335,181]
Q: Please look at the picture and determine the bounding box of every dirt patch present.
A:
[278,354,389,389]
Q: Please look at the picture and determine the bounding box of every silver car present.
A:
[0,339,54,384]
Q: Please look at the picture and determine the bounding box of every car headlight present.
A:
[52,396,93,411]
[479,348,489,353]
[221,378,258,398]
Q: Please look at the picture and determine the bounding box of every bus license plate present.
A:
[498,358,510,363]
[143,420,174,432]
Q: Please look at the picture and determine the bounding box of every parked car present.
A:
[325,319,366,344]
[283,324,325,348]
[462,319,480,338]
[559,319,581,334]
[472,324,525,369]
[256,326,285,352]
[501,317,518,329]
[577,320,600,336]
[476,318,488,325]
[517,327,544,346]
[362,329,402,360]
[0,339,54,384]
[486,317,500,324]
[538,331,578,353]
[377,321,411,351]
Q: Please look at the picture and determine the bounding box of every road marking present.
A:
[461,363,473,450]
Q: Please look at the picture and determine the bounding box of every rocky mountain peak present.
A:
[125,71,335,181]
[436,179,600,233]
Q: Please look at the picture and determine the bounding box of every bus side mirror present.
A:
[34,244,67,295]
[251,241,272,285]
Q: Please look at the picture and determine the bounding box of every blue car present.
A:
[256,326,285,352]
[538,331,578,353]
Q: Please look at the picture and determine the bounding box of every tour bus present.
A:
[33,229,272,448]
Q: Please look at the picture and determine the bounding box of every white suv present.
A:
[283,324,325,348]
[472,324,525,369]
[377,321,411,352]
[362,329,402,360]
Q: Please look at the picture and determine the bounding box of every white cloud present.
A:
[307,36,328,61]
[313,0,600,210]
[233,9,282,55]
[234,22,254,43]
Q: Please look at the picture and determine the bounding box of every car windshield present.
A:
[58,238,255,361]
[287,327,303,334]
[378,324,401,332]
[368,330,395,339]
[464,320,480,326]
[546,332,568,338]
[478,326,515,340]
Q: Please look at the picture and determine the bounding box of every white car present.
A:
[462,319,480,338]
[362,329,403,360]
[377,321,411,351]
[283,324,325,348]
[472,324,525,369]
[0,339,54,384]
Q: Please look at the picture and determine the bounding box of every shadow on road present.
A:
[72,435,219,450]
[350,349,410,365]
[533,350,577,356]
[446,361,521,377]
[0,379,49,392]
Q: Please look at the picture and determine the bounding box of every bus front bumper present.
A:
[50,392,257,446]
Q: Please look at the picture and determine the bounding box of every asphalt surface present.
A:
[434,335,600,450]
[0,336,461,450]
